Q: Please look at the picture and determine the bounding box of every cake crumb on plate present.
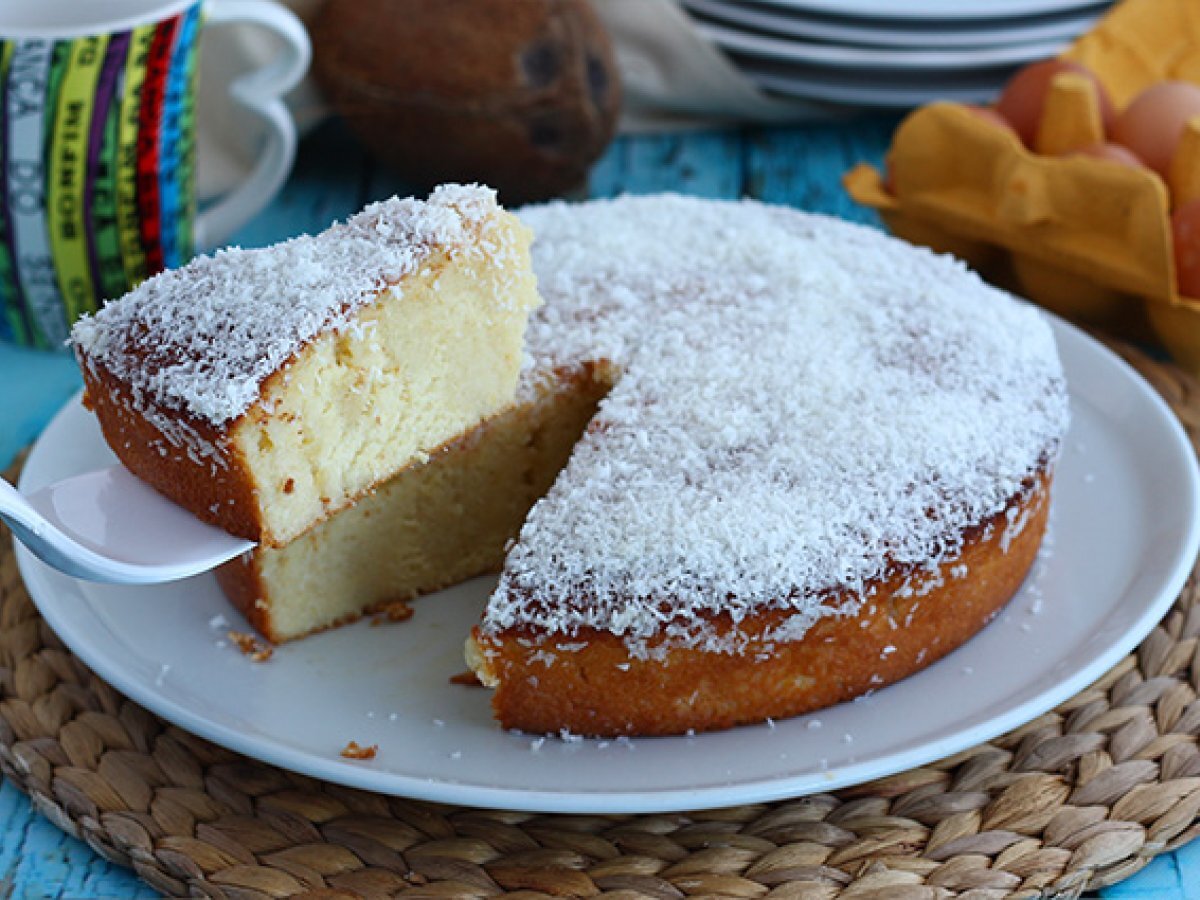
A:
[228,630,273,662]
[341,740,378,760]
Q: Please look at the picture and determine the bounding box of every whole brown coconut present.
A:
[313,0,621,204]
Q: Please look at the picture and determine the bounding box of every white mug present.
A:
[0,0,310,348]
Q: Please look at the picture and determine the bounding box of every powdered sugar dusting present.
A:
[486,195,1069,653]
[70,185,508,427]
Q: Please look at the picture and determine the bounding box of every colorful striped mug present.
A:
[0,0,310,348]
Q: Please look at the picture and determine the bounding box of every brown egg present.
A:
[1172,199,1200,297]
[995,59,1116,147]
[1067,142,1146,168]
[1113,81,1200,177]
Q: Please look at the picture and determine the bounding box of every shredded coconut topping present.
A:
[70,184,505,426]
[485,195,1069,653]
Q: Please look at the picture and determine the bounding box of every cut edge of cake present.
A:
[216,363,613,642]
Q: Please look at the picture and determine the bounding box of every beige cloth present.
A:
[594,0,833,131]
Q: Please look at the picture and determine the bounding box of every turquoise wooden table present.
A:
[0,118,1197,898]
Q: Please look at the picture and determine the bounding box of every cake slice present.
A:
[71,185,540,548]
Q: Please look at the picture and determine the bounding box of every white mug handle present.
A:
[194,0,311,249]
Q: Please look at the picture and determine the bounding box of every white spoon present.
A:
[1,464,255,584]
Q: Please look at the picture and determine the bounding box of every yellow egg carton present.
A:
[843,0,1200,372]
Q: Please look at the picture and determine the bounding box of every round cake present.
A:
[466,194,1070,736]
[73,188,1070,738]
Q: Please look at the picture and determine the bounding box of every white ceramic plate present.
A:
[737,58,1011,107]
[16,318,1200,814]
[697,19,1069,69]
[748,0,1110,22]
[684,0,1104,49]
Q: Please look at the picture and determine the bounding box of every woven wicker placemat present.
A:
[3,342,1200,900]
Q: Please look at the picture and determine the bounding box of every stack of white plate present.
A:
[682,0,1113,108]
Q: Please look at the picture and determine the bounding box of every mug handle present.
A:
[194,0,311,249]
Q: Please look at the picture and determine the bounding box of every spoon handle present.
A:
[2,469,255,585]
[0,477,103,581]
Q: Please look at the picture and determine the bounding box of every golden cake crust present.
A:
[469,471,1051,737]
